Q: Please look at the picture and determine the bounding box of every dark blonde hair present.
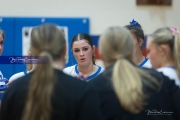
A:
[150,27,180,79]
[99,27,159,114]
[21,23,66,120]
[26,51,33,71]
[26,64,33,71]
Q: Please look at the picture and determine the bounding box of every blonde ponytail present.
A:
[21,23,66,120]
[21,52,54,120]
[174,34,180,79]
[99,27,160,114]
[112,59,145,114]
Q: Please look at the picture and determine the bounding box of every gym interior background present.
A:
[0,0,179,79]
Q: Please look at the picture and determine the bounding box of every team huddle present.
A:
[0,19,180,120]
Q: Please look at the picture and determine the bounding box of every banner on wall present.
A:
[22,26,69,63]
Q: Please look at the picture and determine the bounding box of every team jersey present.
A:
[139,58,152,68]
[63,64,104,81]
[0,71,7,100]
[157,66,180,86]
[9,71,29,82]
[0,71,3,80]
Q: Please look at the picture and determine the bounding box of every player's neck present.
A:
[134,52,145,65]
[160,59,175,68]
[53,58,65,70]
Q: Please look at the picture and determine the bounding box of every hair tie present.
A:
[170,27,180,35]
[129,19,141,28]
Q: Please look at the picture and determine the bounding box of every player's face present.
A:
[146,37,162,69]
[0,34,4,56]
[72,40,94,66]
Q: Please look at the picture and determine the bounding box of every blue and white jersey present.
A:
[0,71,5,87]
[63,64,104,81]
[0,71,3,80]
[139,58,152,68]
[0,71,7,100]
[157,66,180,86]
[9,71,29,82]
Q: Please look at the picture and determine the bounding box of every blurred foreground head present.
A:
[98,27,160,114]
[22,23,66,120]
[99,27,134,67]
[30,23,66,60]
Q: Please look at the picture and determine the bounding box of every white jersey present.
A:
[63,64,104,81]
[157,66,180,86]
[0,71,3,80]
[9,71,29,82]
[139,58,152,68]
[0,71,6,93]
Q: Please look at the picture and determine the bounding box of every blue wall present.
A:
[0,17,89,79]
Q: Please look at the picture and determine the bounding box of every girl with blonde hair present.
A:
[89,27,180,120]
[0,23,102,120]
[147,27,180,86]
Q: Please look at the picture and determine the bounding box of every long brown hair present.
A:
[21,23,66,120]
[26,51,33,71]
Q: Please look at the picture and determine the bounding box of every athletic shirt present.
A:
[63,64,104,81]
[9,71,29,82]
[157,66,180,86]
[0,71,3,80]
[0,71,7,100]
[139,58,152,68]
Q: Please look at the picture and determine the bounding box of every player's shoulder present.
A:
[9,72,25,82]
[63,65,76,75]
